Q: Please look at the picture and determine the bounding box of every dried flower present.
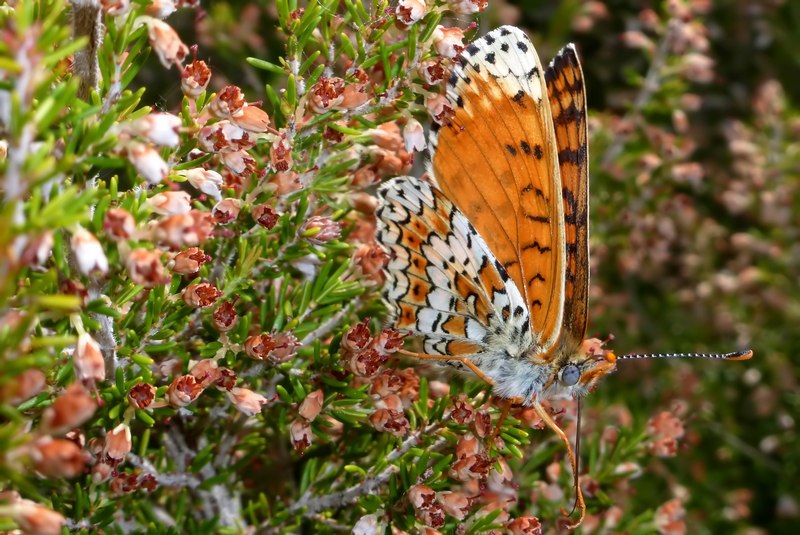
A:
[182,282,222,308]
[215,367,237,391]
[426,94,455,126]
[270,135,293,171]
[182,58,211,98]
[347,349,388,377]
[252,203,279,229]
[40,383,97,436]
[29,437,88,479]
[71,227,108,275]
[374,328,404,354]
[418,58,447,85]
[227,387,268,416]
[144,17,189,68]
[301,215,341,245]
[308,77,345,113]
[171,247,209,275]
[74,332,106,383]
[298,389,324,421]
[289,418,312,453]
[128,382,156,409]
[103,423,132,464]
[212,198,242,224]
[396,0,427,26]
[432,26,465,58]
[206,298,236,333]
[342,320,373,352]
[128,112,182,147]
[369,408,409,436]
[408,484,437,510]
[103,207,135,240]
[451,396,475,424]
[244,332,300,363]
[147,191,191,215]
[167,374,204,407]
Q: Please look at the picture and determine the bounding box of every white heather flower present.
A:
[396,0,427,25]
[143,16,188,69]
[128,142,169,185]
[128,112,182,147]
[432,26,465,58]
[227,387,268,416]
[74,332,106,383]
[71,227,108,275]
[181,168,224,200]
[146,191,192,215]
[403,118,426,153]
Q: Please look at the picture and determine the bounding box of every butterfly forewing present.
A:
[429,26,566,358]
[545,45,590,347]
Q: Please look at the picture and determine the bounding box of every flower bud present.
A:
[74,332,106,383]
[227,387,268,416]
[144,17,188,69]
[40,383,97,436]
[71,227,108,275]
[298,389,324,422]
[103,423,132,464]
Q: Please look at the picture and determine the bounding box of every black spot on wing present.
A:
[485,52,496,64]
[506,144,517,156]
[516,41,528,53]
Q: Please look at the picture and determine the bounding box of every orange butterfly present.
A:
[376,26,751,528]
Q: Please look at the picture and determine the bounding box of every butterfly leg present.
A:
[397,349,496,386]
[532,401,585,530]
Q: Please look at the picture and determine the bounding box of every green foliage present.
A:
[0,1,796,534]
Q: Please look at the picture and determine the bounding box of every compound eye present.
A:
[559,364,581,386]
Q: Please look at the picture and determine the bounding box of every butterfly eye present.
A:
[559,364,581,386]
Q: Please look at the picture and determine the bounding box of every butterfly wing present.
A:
[429,26,566,359]
[545,45,590,347]
[376,176,531,359]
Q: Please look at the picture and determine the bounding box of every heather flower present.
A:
[244,332,300,363]
[145,0,177,18]
[342,319,373,352]
[221,150,257,175]
[170,247,209,275]
[212,198,242,224]
[298,389,324,421]
[154,210,215,248]
[71,227,108,275]
[127,142,169,185]
[74,332,105,383]
[647,410,685,457]
[103,0,131,16]
[29,437,88,479]
[369,408,408,436]
[338,82,370,110]
[103,423,132,464]
[209,85,246,120]
[446,0,487,14]
[147,191,191,215]
[15,232,53,269]
[143,17,188,68]
[347,348,388,377]
[127,112,182,147]
[506,517,543,535]
[353,243,387,281]
[214,367,237,391]
[301,216,341,245]
[308,77,345,113]
[395,0,427,26]
[8,499,66,535]
[198,121,254,153]
[40,383,97,436]
[451,396,475,424]
[252,203,279,229]
[408,484,437,510]
[167,375,204,407]
[403,118,425,153]
[189,358,221,388]
[432,26,465,58]
[270,135,293,171]
[182,282,222,308]
[103,207,135,240]
[654,498,686,535]
[227,387,268,416]
[0,369,45,405]
[439,491,471,520]
[418,58,447,85]
[126,248,167,288]
[128,382,156,409]
[212,299,238,332]
[426,94,455,126]
[269,171,302,195]
[289,418,312,453]
[181,58,211,98]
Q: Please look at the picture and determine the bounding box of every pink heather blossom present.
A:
[128,142,169,185]
[147,191,191,215]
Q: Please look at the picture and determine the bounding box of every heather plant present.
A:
[0,1,796,534]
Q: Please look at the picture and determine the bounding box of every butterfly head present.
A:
[545,338,617,399]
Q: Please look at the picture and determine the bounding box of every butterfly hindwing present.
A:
[376,176,531,358]
[546,45,590,348]
[428,26,566,359]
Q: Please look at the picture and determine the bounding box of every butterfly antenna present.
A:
[569,397,582,516]
[616,349,753,361]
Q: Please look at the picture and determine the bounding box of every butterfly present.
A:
[375,25,752,528]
